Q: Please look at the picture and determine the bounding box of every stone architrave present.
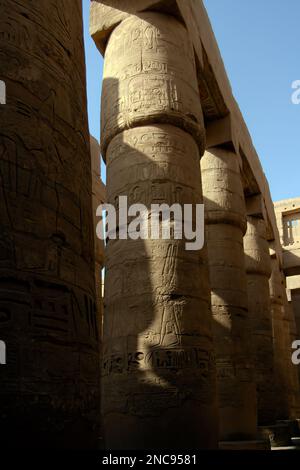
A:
[201,148,257,441]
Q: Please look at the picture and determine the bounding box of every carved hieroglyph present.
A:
[201,148,257,441]
[94,10,218,449]
[244,216,277,425]
[0,0,100,448]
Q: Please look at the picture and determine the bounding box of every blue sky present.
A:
[83,0,300,201]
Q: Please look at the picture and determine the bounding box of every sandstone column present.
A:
[244,215,277,425]
[269,254,290,419]
[0,0,100,448]
[201,148,257,442]
[286,277,300,407]
[92,8,218,449]
[284,291,300,419]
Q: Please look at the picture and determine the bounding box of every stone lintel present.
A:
[205,115,238,153]
[246,194,266,220]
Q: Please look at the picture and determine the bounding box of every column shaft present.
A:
[98,12,218,449]
[244,216,277,425]
[201,148,257,441]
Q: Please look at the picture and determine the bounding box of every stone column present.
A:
[90,136,105,336]
[201,148,257,442]
[0,0,100,448]
[269,254,290,419]
[92,9,218,449]
[289,286,300,409]
[244,215,277,425]
[284,291,300,419]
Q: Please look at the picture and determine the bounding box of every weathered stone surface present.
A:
[95,10,218,447]
[0,0,100,448]
[284,296,300,418]
[106,126,202,206]
[202,148,256,441]
[90,0,299,450]
[102,125,218,449]
[244,216,277,425]
[291,287,300,389]
[96,8,218,448]
[100,12,205,158]
[90,0,181,54]
[269,256,290,419]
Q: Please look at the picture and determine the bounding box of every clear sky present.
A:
[82,0,300,201]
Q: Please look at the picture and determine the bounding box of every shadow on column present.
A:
[201,190,257,442]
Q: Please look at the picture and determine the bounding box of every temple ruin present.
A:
[0,0,299,450]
